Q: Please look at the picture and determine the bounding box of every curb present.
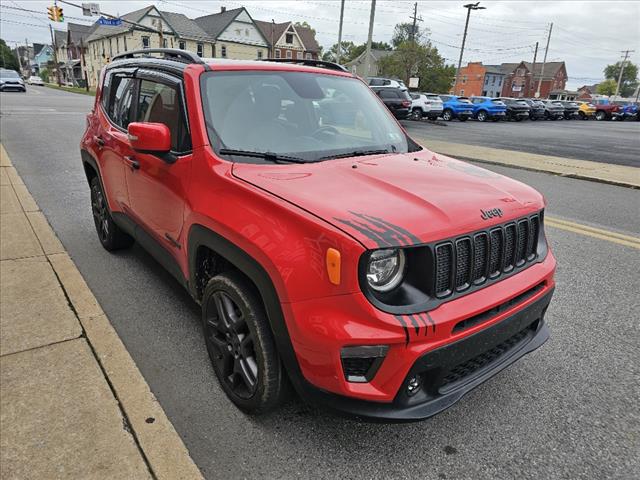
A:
[1,144,203,480]
[449,154,639,190]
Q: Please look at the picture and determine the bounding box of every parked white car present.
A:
[409,93,444,120]
[366,77,408,91]
[27,76,45,86]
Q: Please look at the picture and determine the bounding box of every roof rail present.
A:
[256,58,348,73]
[112,48,204,64]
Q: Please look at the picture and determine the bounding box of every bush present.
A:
[39,68,50,83]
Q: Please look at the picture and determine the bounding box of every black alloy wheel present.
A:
[90,177,133,250]
[202,272,287,413]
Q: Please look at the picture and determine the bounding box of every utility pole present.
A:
[14,42,24,73]
[455,2,486,95]
[336,0,345,64]
[270,20,275,58]
[409,3,423,43]
[613,50,634,101]
[158,19,164,48]
[529,42,538,97]
[80,37,89,91]
[535,22,553,98]
[49,24,62,86]
[363,0,376,78]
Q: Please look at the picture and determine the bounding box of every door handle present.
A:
[124,155,140,170]
[94,135,105,147]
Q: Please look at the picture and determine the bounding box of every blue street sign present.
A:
[97,17,122,26]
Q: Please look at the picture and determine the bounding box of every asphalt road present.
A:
[401,116,640,168]
[2,87,639,480]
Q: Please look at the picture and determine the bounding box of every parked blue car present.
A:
[616,103,638,121]
[469,96,507,122]
[439,95,474,121]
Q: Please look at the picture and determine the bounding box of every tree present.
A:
[378,39,454,93]
[294,21,316,36]
[596,79,617,96]
[604,61,638,97]
[0,39,21,72]
[391,23,429,47]
[40,68,50,83]
[322,41,391,63]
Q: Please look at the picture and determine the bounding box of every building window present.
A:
[116,37,120,53]
[305,52,312,60]
[257,50,263,59]
[460,89,464,95]
[286,33,293,44]
[179,40,186,50]
[163,38,168,48]
[296,51,303,60]
[124,36,127,51]
[212,45,216,57]
[221,45,227,58]
[461,75,467,84]
[142,36,150,49]
[286,50,292,59]
[275,49,281,58]
[197,43,204,57]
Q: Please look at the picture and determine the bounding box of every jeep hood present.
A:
[231,149,545,249]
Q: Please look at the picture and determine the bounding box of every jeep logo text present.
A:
[480,208,503,220]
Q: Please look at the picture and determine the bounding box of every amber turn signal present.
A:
[326,248,341,285]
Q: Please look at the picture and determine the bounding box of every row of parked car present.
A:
[366,77,639,123]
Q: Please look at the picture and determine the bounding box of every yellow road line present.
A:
[546,216,640,243]
[545,218,640,250]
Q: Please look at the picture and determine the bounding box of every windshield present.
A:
[201,70,414,163]
[0,70,20,79]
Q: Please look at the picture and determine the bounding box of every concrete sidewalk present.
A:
[414,138,640,189]
[0,145,202,479]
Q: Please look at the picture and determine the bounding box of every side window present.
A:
[136,79,191,152]
[379,90,395,99]
[142,36,150,49]
[107,75,135,129]
[197,43,204,57]
[178,40,186,50]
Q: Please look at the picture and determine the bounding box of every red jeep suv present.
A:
[80,49,555,420]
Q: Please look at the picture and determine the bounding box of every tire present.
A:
[410,108,423,121]
[477,110,488,122]
[202,271,288,414]
[90,176,134,250]
[595,111,606,121]
[442,109,453,121]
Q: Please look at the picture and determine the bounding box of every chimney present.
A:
[221,6,226,12]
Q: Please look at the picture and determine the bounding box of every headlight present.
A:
[366,249,406,292]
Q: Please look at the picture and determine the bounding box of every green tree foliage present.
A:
[378,39,454,93]
[294,21,316,36]
[603,61,638,97]
[0,39,21,72]
[322,41,391,63]
[596,79,617,96]
[39,68,50,83]
[391,23,429,47]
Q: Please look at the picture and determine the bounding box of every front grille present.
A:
[440,323,534,390]
[434,214,541,298]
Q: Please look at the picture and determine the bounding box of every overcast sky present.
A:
[1,0,639,88]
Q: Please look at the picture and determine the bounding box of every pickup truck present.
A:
[439,95,474,121]
[469,96,507,122]
[594,103,622,121]
[409,93,444,120]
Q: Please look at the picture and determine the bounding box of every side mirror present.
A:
[127,122,176,164]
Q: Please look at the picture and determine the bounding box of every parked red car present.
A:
[80,50,556,420]
[594,103,622,121]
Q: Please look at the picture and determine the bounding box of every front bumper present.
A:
[298,288,552,420]
[282,250,556,418]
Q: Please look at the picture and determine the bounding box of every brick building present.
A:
[452,62,486,96]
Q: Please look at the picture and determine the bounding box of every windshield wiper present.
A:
[317,149,390,161]
[218,148,308,164]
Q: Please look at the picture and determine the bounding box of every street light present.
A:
[454,2,486,94]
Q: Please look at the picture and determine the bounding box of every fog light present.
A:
[406,375,421,396]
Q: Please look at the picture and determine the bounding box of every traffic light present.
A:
[47,5,64,22]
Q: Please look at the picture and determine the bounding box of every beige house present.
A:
[85,6,215,87]
[254,20,320,60]
[194,7,269,60]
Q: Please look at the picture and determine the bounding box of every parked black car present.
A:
[522,99,546,121]
[539,100,565,120]
[371,86,412,119]
[499,98,530,121]
[559,101,580,120]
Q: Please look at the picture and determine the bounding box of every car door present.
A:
[97,70,137,211]
[378,89,400,113]
[125,71,192,246]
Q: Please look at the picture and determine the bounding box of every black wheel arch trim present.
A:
[187,224,311,396]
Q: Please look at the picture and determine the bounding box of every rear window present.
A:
[426,95,441,101]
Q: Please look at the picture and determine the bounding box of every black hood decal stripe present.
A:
[334,212,421,248]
